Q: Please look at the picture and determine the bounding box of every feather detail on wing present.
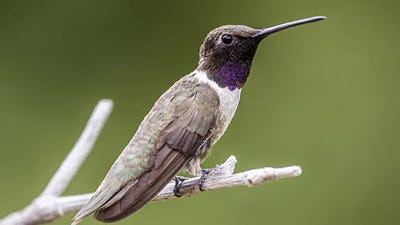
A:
[93,86,219,222]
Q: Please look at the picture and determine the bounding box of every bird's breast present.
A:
[193,70,241,144]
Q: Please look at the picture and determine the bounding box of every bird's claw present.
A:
[199,169,212,191]
[173,176,187,197]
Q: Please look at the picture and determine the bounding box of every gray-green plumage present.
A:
[73,75,220,223]
[72,16,325,225]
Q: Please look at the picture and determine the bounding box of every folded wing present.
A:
[94,85,219,222]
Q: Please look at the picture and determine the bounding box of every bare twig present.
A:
[39,157,302,214]
[0,99,114,225]
[43,99,113,196]
[0,100,302,225]
[151,156,302,201]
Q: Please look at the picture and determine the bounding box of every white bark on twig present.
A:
[0,99,302,225]
[42,99,114,196]
[0,99,114,225]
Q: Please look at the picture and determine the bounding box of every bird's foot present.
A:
[199,168,212,191]
[173,176,187,197]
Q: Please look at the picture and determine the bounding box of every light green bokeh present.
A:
[1,0,399,225]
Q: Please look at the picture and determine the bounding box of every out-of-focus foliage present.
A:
[1,0,399,225]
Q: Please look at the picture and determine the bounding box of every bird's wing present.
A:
[93,83,219,222]
[71,78,191,225]
[72,159,141,225]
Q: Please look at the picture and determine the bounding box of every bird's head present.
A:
[196,16,325,90]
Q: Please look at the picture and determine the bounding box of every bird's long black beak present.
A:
[252,16,326,39]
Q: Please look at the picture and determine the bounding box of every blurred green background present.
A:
[1,0,400,225]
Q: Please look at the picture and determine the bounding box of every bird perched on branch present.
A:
[72,16,325,224]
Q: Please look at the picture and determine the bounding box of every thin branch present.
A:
[154,156,302,201]
[0,100,302,225]
[0,157,301,225]
[54,156,302,209]
[0,99,114,225]
[42,99,113,196]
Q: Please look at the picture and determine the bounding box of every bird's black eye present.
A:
[221,34,233,45]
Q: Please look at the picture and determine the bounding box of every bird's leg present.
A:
[173,176,187,197]
[198,168,213,191]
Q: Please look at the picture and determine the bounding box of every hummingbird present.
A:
[72,16,325,224]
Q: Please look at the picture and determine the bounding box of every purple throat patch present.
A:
[217,62,250,90]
